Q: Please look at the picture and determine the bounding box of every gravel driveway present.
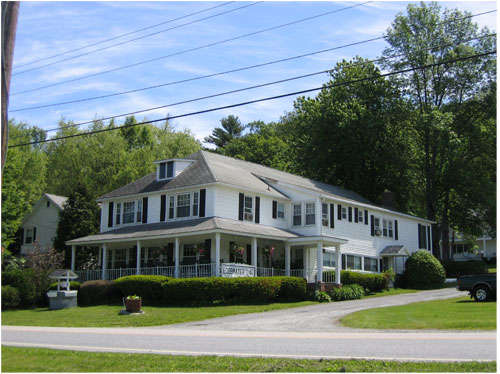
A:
[159,288,464,332]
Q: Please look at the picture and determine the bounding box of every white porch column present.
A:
[101,243,108,280]
[136,240,141,275]
[335,244,341,284]
[317,241,323,283]
[215,233,221,276]
[251,237,257,267]
[71,245,76,271]
[98,247,102,266]
[174,237,180,278]
[285,243,291,276]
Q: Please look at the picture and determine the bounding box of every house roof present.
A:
[66,217,303,245]
[45,194,68,210]
[99,150,370,204]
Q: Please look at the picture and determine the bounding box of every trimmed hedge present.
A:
[48,281,81,291]
[330,284,365,301]
[275,276,307,301]
[2,285,21,309]
[323,270,387,292]
[441,260,488,278]
[1,269,37,307]
[402,250,445,289]
[78,280,121,306]
[114,275,171,305]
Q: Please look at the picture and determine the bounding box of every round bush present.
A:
[2,285,21,309]
[402,250,445,289]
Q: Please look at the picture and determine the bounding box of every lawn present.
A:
[340,296,497,330]
[1,301,315,328]
[1,346,496,373]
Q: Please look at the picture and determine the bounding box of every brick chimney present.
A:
[381,189,397,210]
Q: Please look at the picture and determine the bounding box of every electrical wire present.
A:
[13,1,236,70]
[13,2,262,76]
[11,1,372,96]
[9,50,496,148]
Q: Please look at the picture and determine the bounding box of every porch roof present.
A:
[380,245,410,256]
[66,217,305,245]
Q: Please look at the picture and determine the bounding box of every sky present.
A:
[9,1,497,147]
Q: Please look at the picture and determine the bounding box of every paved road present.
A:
[2,289,497,362]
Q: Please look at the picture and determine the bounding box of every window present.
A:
[323,252,336,267]
[168,196,175,219]
[374,217,381,235]
[383,219,388,237]
[419,225,428,249]
[364,257,378,272]
[382,219,394,238]
[322,203,329,227]
[115,249,126,262]
[183,244,196,257]
[244,196,253,221]
[177,193,191,218]
[341,207,347,219]
[46,201,50,207]
[277,203,285,219]
[293,204,302,226]
[136,199,142,223]
[305,203,315,225]
[388,221,393,238]
[346,255,362,270]
[192,192,199,217]
[115,203,121,225]
[358,209,363,223]
[25,228,33,244]
[123,202,135,224]
[167,161,174,178]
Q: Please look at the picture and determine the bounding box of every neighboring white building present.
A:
[450,232,496,262]
[68,151,434,283]
[21,193,67,254]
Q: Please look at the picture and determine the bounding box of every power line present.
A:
[13,1,236,70]
[9,50,496,149]
[11,1,372,96]
[9,32,495,114]
[13,2,262,76]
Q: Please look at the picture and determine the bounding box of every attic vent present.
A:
[47,201,50,207]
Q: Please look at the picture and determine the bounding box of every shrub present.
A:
[314,291,332,303]
[402,250,445,289]
[1,268,37,307]
[276,277,307,301]
[441,260,488,278]
[330,284,365,301]
[114,275,171,305]
[78,280,121,306]
[323,270,387,292]
[48,281,81,291]
[2,285,21,309]
[232,277,282,303]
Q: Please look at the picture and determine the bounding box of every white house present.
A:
[21,193,67,254]
[67,151,434,284]
[450,232,496,262]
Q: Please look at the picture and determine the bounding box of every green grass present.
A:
[487,264,496,273]
[363,287,420,298]
[340,296,497,330]
[1,301,315,328]
[1,346,496,373]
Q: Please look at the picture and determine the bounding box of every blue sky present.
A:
[9,1,497,146]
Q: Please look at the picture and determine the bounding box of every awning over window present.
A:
[380,245,410,257]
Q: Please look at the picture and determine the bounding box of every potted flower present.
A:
[263,245,275,257]
[124,295,142,313]
[229,242,245,257]
[196,243,205,256]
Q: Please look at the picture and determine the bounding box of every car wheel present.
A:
[473,285,490,302]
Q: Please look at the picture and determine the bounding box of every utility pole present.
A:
[1,1,20,175]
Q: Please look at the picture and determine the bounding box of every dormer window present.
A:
[156,159,194,181]
[158,161,174,180]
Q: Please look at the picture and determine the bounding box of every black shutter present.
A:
[238,193,244,221]
[394,220,399,240]
[204,239,211,262]
[342,254,346,269]
[33,227,37,242]
[370,215,375,236]
[199,189,206,217]
[337,204,342,220]
[354,208,359,223]
[142,197,148,223]
[348,207,352,222]
[166,243,174,266]
[272,201,277,219]
[108,202,114,227]
[255,197,260,223]
[246,244,252,264]
[330,204,334,228]
[229,241,235,262]
[160,195,166,222]
[418,224,422,248]
[427,226,431,251]
[364,210,368,225]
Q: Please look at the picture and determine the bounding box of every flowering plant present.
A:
[196,243,205,255]
[126,295,141,300]
[263,245,275,257]
[230,242,245,255]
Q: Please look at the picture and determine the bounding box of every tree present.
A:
[53,185,100,268]
[285,58,415,210]
[204,115,245,149]
[382,2,496,258]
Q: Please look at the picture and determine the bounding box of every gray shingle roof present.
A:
[99,150,372,205]
[380,245,408,256]
[66,217,302,245]
[45,193,68,210]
